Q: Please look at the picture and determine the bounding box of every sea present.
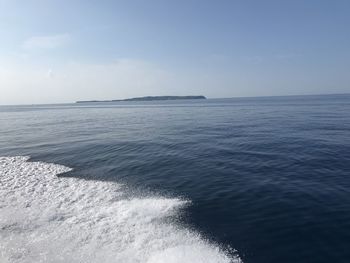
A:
[0,94,349,263]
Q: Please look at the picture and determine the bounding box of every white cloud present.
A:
[47,69,54,78]
[22,34,70,49]
[243,55,263,64]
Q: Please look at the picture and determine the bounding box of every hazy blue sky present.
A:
[0,0,349,104]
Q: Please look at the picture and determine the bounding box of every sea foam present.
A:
[0,156,240,263]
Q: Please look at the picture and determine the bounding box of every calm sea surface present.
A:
[1,94,350,263]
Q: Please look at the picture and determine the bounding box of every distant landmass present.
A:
[76,95,206,103]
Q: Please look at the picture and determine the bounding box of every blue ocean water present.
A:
[1,94,350,263]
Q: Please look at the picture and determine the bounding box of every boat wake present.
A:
[0,156,240,263]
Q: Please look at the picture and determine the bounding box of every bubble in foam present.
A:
[0,156,241,263]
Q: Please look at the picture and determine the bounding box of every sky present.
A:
[0,0,349,104]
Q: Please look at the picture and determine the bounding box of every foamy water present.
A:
[0,156,239,263]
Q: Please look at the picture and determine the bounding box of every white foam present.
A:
[0,156,240,263]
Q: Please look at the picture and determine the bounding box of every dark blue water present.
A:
[1,94,350,263]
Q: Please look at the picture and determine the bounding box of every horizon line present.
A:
[1,92,349,107]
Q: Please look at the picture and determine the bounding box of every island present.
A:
[76,95,206,103]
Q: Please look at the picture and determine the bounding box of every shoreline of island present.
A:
[76,95,207,103]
